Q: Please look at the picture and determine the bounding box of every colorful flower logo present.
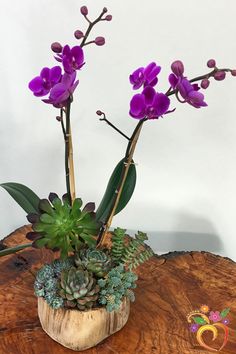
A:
[187,305,230,352]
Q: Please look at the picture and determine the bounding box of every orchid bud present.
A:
[95,36,105,46]
[74,30,84,39]
[96,110,103,116]
[201,79,210,89]
[80,6,88,16]
[51,42,62,53]
[214,71,226,81]
[105,15,112,21]
[171,60,184,76]
[207,59,216,68]
[56,116,62,122]
[231,70,236,76]
[103,7,108,13]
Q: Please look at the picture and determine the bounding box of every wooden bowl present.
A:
[38,296,130,351]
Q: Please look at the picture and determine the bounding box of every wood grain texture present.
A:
[0,225,236,354]
[38,297,130,351]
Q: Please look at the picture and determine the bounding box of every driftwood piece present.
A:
[0,225,236,353]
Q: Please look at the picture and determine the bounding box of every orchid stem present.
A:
[99,112,130,141]
[80,8,107,48]
[65,99,76,205]
[166,67,232,97]
[97,119,145,247]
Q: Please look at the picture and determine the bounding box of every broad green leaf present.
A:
[220,308,230,318]
[0,182,40,214]
[96,158,136,222]
[193,317,207,325]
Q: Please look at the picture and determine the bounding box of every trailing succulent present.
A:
[111,227,154,269]
[26,193,100,258]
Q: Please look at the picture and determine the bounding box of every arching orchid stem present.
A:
[98,111,130,141]
[166,67,232,97]
[80,8,108,48]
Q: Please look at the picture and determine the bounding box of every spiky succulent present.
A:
[26,193,100,258]
[59,267,100,310]
[111,228,154,269]
[98,264,138,312]
[34,257,75,309]
[75,248,112,277]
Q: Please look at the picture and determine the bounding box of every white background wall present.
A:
[1,0,236,260]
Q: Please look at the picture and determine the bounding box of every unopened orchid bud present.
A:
[171,60,184,76]
[207,59,216,68]
[51,42,62,53]
[96,110,103,116]
[214,71,226,81]
[231,70,236,76]
[56,116,62,121]
[95,36,105,46]
[201,79,210,89]
[74,30,84,39]
[105,15,112,21]
[103,7,108,13]
[80,6,88,16]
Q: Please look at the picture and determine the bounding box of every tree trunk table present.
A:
[0,226,236,354]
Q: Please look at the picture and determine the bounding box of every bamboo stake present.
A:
[97,125,143,247]
[68,126,76,204]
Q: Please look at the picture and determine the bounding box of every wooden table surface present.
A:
[0,225,236,354]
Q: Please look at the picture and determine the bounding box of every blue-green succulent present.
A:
[98,264,138,312]
[75,248,112,277]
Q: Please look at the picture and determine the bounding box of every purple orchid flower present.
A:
[129,86,171,119]
[28,66,62,97]
[169,60,207,109]
[56,45,84,74]
[130,62,161,90]
[42,72,79,108]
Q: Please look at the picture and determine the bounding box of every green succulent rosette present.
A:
[75,248,112,277]
[26,193,100,258]
[59,267,100,310]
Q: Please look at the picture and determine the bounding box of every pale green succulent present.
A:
[59,267,100,310]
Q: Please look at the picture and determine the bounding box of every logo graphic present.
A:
[187,305,230,352]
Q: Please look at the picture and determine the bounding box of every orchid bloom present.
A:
[169,60,207,108]
[43,72,79,108]
[28,66,62,97]
[130,86,170,119]
[129,62,161,90]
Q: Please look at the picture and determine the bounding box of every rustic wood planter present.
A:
[38,296,130,351]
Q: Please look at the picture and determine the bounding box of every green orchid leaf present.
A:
[96,157,137,222]
[220,308,230,318]
[193,317,207,325]
[0,182,40,214]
